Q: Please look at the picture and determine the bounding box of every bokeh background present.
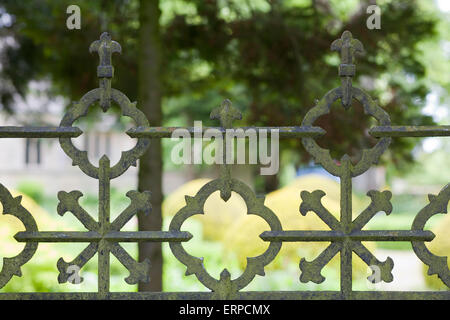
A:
[0,0,449,293]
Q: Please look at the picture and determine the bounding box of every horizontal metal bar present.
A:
[348,230,435,241]
[2,125,447,139]
[104,231,192,242]
[0,126,82,138]
[369,126,450,137]
[261,230,342,241]
[15,231,101,242]
[237,290,450,300]
[0,292,213,300]
[15,231,192,242]
[260,230,435,242]
[0,291,449,300]
[127,126,326,138]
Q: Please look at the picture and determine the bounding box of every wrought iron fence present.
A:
[0,31,449,300]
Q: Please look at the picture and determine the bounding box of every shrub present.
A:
[16,181,45,204]
[163,178,248,240]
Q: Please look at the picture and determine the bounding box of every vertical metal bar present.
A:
[340,156,352,298]
[98,155,110,294]
[219,123,232,201]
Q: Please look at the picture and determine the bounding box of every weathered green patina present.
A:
[0,31,448,300]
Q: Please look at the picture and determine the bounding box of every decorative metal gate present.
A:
[0,31,448,300]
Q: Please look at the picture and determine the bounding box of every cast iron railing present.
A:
[0,31,449,300]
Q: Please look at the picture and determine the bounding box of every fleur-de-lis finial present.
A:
[89,32,122,111]
[210,99,242,129]
[331,31,365,109]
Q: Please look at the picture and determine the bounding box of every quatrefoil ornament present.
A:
[169,174,282,298]
[302,87,392,177]
[59,89,150,179]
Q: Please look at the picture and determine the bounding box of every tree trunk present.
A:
[263,174,279,193]
[137,0,163,292]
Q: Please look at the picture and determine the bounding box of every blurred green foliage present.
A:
[17,180,45,204]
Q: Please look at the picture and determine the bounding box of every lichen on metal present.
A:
[169,177,282,299]
[0,184,38,288]
[0,31,449,300]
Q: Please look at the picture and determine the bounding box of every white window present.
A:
[25,138,41,165]
[84,132,111,162]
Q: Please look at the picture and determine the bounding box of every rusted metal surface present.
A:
[0,31,448,300]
